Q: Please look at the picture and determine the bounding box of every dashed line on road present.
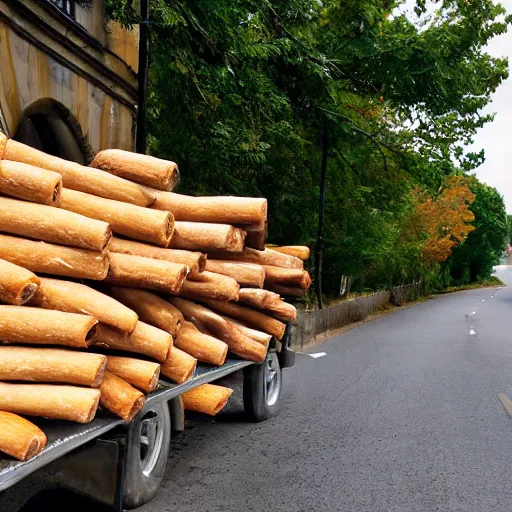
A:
[498,394,512,418]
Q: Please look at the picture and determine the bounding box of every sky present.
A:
[469,0,512,213]
[397,0,512,212]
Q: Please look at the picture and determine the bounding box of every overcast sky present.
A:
[398,1,512,212]
[469,0,512,213]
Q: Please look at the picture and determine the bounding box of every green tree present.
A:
[105,0,511,295]
[448,179,507,284]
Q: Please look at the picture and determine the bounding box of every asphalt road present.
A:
[142,266,512,512]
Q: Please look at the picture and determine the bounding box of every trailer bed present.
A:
[0,359,252,492]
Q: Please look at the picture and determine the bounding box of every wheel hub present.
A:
[139,410,165,477]
[266,354,280,407]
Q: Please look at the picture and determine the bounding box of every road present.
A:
[142,266,512,512]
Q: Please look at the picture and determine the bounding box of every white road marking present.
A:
[499,394,512,418]
[308,352,327,359]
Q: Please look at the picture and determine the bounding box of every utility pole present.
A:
[315,124,328,309]
[136,0,149,154]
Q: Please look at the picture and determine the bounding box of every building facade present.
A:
[0,0,138,163]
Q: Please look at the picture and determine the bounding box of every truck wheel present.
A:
[243,350,282,422]
[123,402,171,509]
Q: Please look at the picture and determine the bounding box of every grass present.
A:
[439,276,504,294]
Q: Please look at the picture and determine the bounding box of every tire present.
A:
[123,402,171,509]
[243,350,282,422]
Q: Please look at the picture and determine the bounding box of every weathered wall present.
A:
[0,0,138,154]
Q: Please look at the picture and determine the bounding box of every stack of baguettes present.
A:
[0,132,311,461]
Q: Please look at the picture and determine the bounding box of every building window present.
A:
[49,0,75,19]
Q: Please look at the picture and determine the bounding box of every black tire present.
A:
[123,402,171,509]
[243,350,282,422]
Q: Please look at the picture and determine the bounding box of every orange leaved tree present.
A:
[405,176,476,266]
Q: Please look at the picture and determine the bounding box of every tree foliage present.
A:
[106,0,511,295]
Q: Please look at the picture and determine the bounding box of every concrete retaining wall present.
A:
[291,282,422,349]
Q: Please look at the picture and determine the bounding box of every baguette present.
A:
[0,196,111,251]
[107,287,183,336]
[160,347,197,384]
[109,237,205,274]
[99,370,145,422]
[91,149,179,191]
[174,321,228,366]
[0,412,47,461]
[4,139,155,206]
[181,384,233,416]
[200,299,286,340]
[31,278,138,333]
[91,321,172,363]
[150,192,267,225]
[178,271,239,302]
[106,356,160,393]
[0,160,62,206]
[209,247,303,269]
[0,259,39,305]
[0,347,106,387]
[0,234,109,280]
[170,222,245,252]
[106,253,189,294]
[0,383,100,423]
[0,306,98,348]
[60,188,173,247]
[204,260,264,288]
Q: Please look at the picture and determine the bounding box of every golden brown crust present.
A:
[204,260,265,288]
[31,278,138,333]
[4,139,155,206]
[160,347,197,384]
[238,288,297,321]
[0,306,98,348]
[170,222,246,252]
[91,149,179,191]
[106,287,183,336]
[0,347,107,387]
[264,282,306,298]
[60,188,173,247]
[0,411,47,461]
[0,196,111,251]
[199,298,286,340]
[169,298,267,362]
[150,192,267,225]
[0,259,40,305]
[0,160,62,206]
[267,245,310,260]
[105,253,189,294]
[209,247,303,269]
[91,321,172,363]
[262,265,311,289]
[174,321,228,366]
[0,234,109,280]
[0,383,101,423]
[181,384,233,416]
[106,356,160,393]
[178,271,240,302]
[99,370,145,422]
[109,237,204,274]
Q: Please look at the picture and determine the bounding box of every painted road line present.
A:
[498,393,512,418]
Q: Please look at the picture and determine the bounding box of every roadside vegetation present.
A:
[107,0,510,301]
